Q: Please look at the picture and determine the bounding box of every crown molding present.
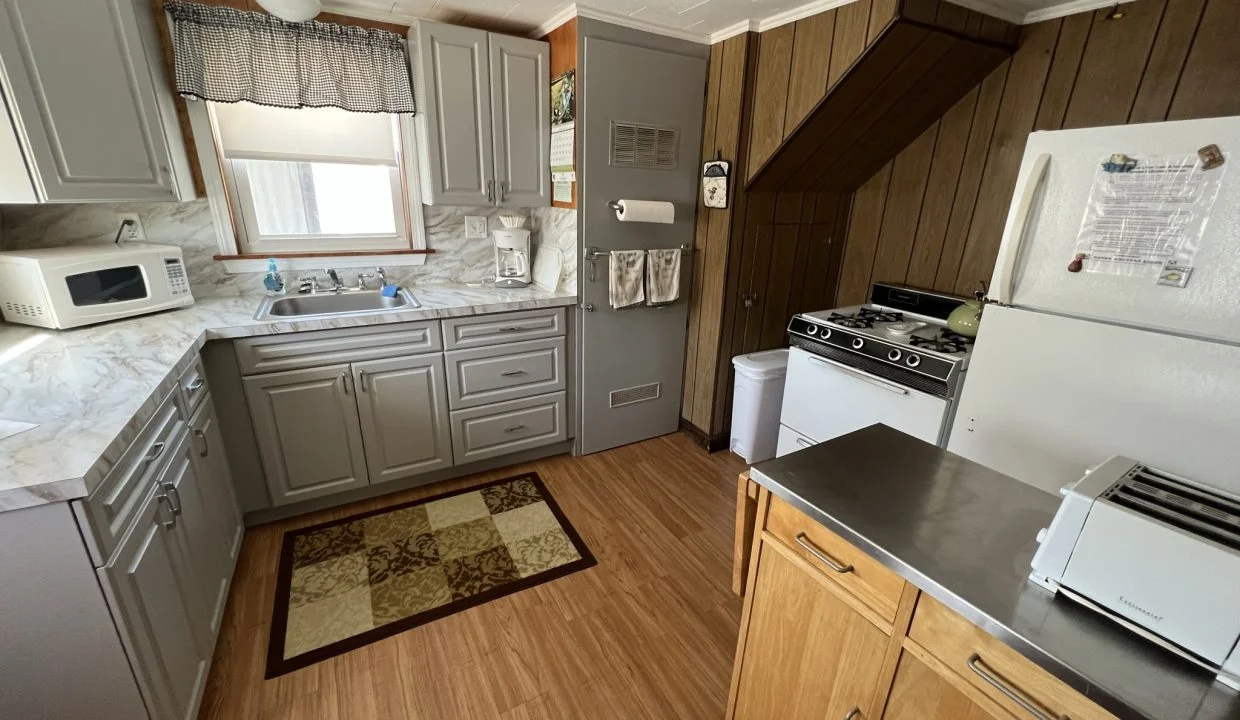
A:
[574,4,711,43]
[1022,0,1134,23]
[533,4,579,38]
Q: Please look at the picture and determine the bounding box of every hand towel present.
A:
[609,250,646,309]
[646,248,681,306]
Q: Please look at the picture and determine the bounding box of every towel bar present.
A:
[583,245,693,261]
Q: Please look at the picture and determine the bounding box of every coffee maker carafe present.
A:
[493,214,531,288]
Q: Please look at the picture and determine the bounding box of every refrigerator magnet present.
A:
[703,159,730,209]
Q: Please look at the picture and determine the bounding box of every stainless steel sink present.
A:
[254,289,421,321]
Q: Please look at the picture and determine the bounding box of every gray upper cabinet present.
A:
[489,34,550,207]
[98,485,209,720]
[354,354,453,484]
[0,0,193,203]
[412,21,549,207]
[244,365,370,507]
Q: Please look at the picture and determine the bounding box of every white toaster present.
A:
[1030,456,1240,688]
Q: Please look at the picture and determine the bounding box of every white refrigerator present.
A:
[948,116,1240,496]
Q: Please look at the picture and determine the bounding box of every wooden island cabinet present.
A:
[728,482,1119,720]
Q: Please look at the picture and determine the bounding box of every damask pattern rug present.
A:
[266,473,595,677]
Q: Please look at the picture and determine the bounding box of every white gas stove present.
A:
[777,283,974,456]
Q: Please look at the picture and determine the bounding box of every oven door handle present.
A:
[807,355,909,395]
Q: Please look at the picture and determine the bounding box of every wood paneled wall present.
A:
[682,0,1240,448]
[835,0,1240,304]
[543,19,578,209]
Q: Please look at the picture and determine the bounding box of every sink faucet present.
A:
[376,267,388,288]
[325,268,343,292]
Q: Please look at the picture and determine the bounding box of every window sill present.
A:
[214,249,435,274]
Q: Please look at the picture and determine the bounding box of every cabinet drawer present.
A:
[76,392,185,566]
[908,594,1117,720]
[764,495,905,624]
[442,308,565,349]
[235,321,442,375]
[450,391,566,464]
[445,336,565,409]
[177,356,209,413]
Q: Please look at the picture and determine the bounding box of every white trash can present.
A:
[729,349,789,463]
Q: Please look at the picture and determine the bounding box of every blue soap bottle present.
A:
[263,259,285,296]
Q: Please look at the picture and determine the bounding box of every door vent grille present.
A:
[610,382,661,408]
[1103,466,1240,553]
[610,122,679,169]
[3,302,46,319]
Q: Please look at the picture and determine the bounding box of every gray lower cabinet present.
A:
[244,364,370,506]
[98,483,209,720]
[354,354,453,484]
[450,391,568,464]
[185,402,243,635]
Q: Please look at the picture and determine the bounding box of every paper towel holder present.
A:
[606,200,623,211]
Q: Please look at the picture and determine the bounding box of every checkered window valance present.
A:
[164,2,415,114]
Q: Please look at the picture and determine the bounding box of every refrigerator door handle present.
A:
[994,152,1052,305]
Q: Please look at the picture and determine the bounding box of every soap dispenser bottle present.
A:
[263,259,285,296]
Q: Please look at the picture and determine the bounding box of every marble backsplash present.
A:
[0,200,577,296]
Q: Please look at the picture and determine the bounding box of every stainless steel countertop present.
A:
[749,424,1240,720]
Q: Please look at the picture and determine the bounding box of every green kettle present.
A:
[946,284,986,337]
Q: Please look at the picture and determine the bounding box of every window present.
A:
[209,102,420,255]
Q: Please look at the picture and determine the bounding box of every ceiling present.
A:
[322,0,1131,42]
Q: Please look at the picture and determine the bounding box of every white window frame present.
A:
[186,102,428,273]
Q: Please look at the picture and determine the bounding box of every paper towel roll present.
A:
[614,199,674,224]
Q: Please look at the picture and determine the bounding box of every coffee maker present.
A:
[493,214,531,288]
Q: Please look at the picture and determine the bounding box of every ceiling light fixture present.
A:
[256,0,322,22]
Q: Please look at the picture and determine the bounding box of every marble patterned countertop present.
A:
[0,285,577,512]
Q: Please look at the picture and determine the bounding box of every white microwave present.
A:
[0,243,193,329]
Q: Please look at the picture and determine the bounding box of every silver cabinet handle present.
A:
[342,371,351,395]
[794,532,854,574]
[359,371,369,393]
[161,483,183,517]
[807,355,909,395]
[967,654,1067,720]
[142,441,167,464]
[193,428,208,458]
[845,709,862,720]
[185,376,205,392]
[504,425,527,433]
[486,179,495,203]
[501,370,527,377]
[156,494,177,529]
[499,180,508,202]
[496,326,523,333]
[795,437,815,449]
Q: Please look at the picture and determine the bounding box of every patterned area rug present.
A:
[266,473,595,677]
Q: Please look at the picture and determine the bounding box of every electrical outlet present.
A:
[465,215,489,239]
[115,213,145,242]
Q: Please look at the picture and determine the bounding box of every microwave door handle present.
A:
[993,152,1051,305]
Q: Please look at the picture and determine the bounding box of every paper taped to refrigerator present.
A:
[1073,153,1226,283]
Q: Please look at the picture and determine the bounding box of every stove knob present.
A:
[887,349,902,362]
[906,354,922,368]
[821,327,832,339]
[806,324,818,336]
[851,338,865,350]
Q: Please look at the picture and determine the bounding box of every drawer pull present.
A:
[967,653,1068,720]
[185,376,205,391]
[143,441,167,464]
[161,483,183,517]
[844,709,862,720]
[496,326,524,333]
[795,437,815,449]
[156,494,177,529]
[794,532,854,574]
[193,428,209,457]
[501,369,527,377]
[504,424,528,433]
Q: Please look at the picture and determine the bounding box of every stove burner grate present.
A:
[827,307,905,329]
[909,329,975,354]
[858,307,904,324]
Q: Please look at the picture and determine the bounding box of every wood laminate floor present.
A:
[199,432,748,720]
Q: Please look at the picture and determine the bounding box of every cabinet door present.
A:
[732,540,888,720]
[98,487,209,720]
[0,0,187,201]
[488,34,549,207]
[883,651,1013,720]
[354,354,453,483]
[413,21,494,206]
[244,365,370,506]
[189,399,244,565]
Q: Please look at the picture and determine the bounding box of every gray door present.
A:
[489,34,550,207]
[353,354,453,483]
[243,365,370,506]
[413,21,493,206]
[577,35,706,454]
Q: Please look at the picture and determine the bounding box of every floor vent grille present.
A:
[610,382,661,408]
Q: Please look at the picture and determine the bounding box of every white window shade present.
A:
[211,102,397,165]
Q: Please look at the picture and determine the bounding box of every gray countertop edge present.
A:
[749,465,1153,720]
[0,291,577,512]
